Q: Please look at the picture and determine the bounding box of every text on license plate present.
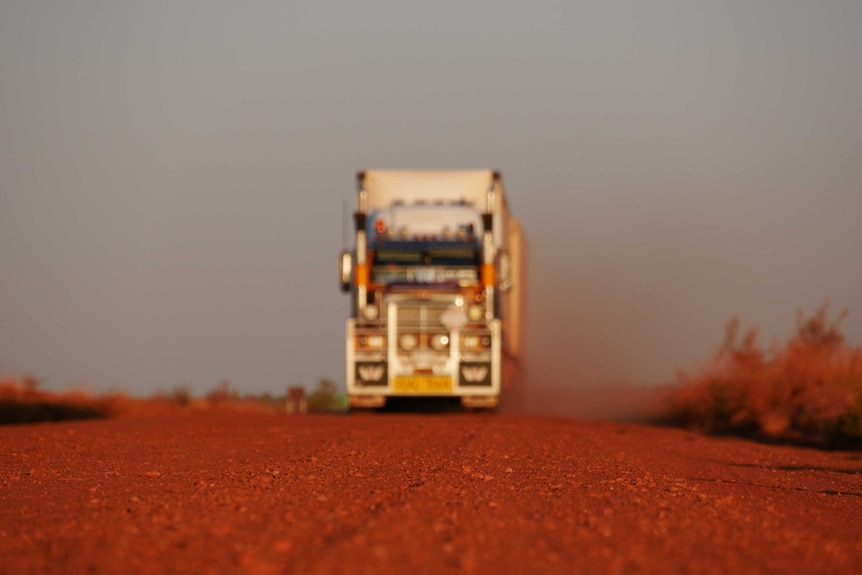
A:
[393,376,453,394]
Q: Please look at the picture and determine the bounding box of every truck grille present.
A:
[395,300,451,331]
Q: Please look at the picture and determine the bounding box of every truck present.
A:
[339,170,527,410]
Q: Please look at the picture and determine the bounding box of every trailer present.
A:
[339,170,527,410]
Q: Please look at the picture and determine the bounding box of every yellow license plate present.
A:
[393,376,453,394]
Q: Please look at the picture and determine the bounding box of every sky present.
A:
[1,0,861,397]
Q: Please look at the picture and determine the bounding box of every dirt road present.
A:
[1,412,860,574]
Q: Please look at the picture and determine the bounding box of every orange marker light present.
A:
[482,263,496,287]
[355,263,369,287]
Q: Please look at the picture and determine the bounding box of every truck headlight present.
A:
[398,334,418,351]
[461,334,491,350]
[357,334,386,350]
[430,334,449,350]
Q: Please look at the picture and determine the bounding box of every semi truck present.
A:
[339,170,527,410]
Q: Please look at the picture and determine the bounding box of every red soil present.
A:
[1,412,860,574]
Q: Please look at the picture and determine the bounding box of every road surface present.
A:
[1,412,860,574]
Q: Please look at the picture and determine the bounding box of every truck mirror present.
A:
[339,250,352,292]
[498,251,512,293]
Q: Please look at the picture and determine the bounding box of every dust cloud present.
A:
[517,252,674,421]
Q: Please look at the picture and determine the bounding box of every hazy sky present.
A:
[2,1,861,396]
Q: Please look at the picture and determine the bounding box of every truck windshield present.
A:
[371,241,480,284]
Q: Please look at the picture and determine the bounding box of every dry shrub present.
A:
[205,380,235,405]
[169,386,192,406]
[0,376,129,424]
[660,304,862,447]
[1,376,283,424]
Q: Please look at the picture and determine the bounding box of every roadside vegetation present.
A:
[306,378,347,413]
[0,377,345,425]
[0,376,129,424]
[657,304,862,448]
[147,378,347,414]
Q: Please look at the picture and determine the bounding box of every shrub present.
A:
[0,376,127,425]
[659,304,862,447]
[169,386,192,406]
[206,380,235,405]
[307,379,343,413]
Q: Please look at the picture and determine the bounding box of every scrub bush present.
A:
[659,304,862,447]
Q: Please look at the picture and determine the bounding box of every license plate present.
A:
[393,376,453,394]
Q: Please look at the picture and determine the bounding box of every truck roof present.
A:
[358,170,501,210]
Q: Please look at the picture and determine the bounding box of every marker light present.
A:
[363,306,379,320]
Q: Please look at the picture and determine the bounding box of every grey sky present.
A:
[1,1,861,395]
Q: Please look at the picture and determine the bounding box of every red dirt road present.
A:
[1,412,860,574]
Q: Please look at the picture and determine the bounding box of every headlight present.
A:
[398,334,418,351]
[356,334,386,350]
[461,334,491,350]
[430,334,449,350]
